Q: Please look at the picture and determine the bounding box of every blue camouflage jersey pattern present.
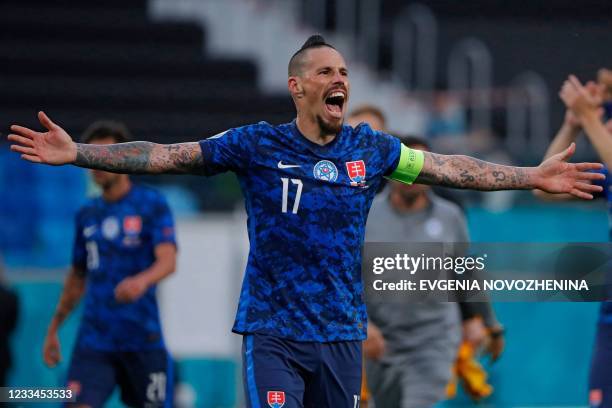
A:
[199,121,401,341]
[594,166,612,324]
[72,184,176,351]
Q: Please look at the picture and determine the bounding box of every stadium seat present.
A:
[0,0,295,266]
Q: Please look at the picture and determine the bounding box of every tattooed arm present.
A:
[75,141,205,174]
[413,146,604,199]
[43,266,85,367]
[416,152,532,190]
[48,267,85,331]
[8,112,205,174]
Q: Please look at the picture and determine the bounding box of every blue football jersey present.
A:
[199,121,401,341]
[594,167,612,324]
[72,184,176,351]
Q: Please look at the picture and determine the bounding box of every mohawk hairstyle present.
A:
[288,34,336,76]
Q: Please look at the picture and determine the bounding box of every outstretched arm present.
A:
[390,142,604,199]
[74,141,204,174]
[415,146,603,199]
[416,151,532,190]
[8,111,205,174]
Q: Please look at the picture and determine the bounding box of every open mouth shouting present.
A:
[324,89,346,119]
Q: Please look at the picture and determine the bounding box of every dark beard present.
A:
[316,114,343,135]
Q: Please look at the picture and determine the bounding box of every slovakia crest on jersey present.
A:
[123,216,142,235]
[346,160,367,187]
[313,160,338,182]
[267,391,285,408]
[589,389,603,407]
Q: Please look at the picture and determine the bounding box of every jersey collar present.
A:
[289,120,346,155]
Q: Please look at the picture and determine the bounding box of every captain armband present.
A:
[388,144,424,184]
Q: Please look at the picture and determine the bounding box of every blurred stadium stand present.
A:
[0,0,295,141]
[301,0,612,162]
[0,0,299,266]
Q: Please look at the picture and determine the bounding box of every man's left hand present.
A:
[535,143,604,199]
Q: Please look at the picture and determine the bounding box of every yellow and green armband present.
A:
[388,144,424,184]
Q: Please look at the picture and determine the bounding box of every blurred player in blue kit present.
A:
[9,35,604,407]
[41,121,177,408]
[539,71,612,408]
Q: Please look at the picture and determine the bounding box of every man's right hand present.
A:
[8,111,77,165]
[43,330,62,367]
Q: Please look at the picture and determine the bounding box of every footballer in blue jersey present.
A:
[9,36,603,408]
[41,122,177,408]
[201,120,399,342]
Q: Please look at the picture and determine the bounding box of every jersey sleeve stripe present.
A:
[244,335,262,408]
